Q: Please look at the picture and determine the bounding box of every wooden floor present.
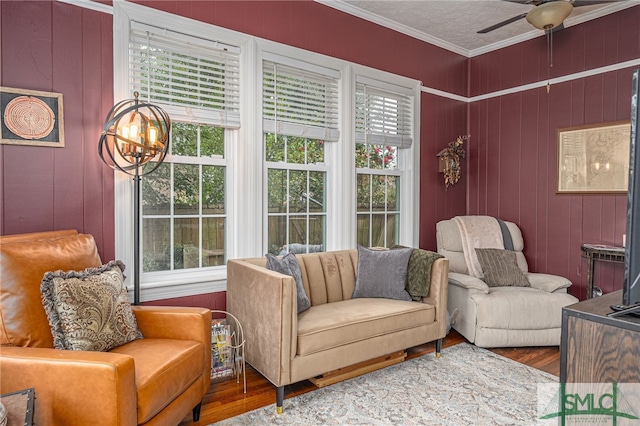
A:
[179,331,560,425]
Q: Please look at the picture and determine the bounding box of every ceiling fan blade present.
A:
[477,13,529,34]
[571,0,621,7]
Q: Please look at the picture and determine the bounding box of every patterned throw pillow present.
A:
[266,253,311,314]
[41,260,143,351]
[352,246,413,301]
[475,248,530,288]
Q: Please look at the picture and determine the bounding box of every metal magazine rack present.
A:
[210,310,246,393]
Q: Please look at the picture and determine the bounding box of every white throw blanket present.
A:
[452,216,504,278]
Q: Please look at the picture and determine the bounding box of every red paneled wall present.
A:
[3,1,637,305]
[0,1,115,260]
[1,0,466,308]
[468,6,640,299]
[420,93,468,250]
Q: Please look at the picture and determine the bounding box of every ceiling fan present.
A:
[477,0,620,34]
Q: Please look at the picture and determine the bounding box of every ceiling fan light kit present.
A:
[526,1,574,30]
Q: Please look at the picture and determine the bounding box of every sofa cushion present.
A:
[475,248,530,287]
[296,298,434,356]
[266,253,311,313]
[110,338,204,424]
[352,246,412,301]
[41,260,143,351]
[0,232,102,348]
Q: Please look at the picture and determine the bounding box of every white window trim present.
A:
[114,2,420,301]
[351,64,421,248]
[113,2,254,301]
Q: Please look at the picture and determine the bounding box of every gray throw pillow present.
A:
[352,246,412,301]
[475,248,530,288]
[40,260,143,351]
[266,253,311,314]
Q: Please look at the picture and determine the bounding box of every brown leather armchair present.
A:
[0,230,211,425]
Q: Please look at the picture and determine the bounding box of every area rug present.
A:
[214,343,557,425]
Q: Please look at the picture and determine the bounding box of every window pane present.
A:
[370,214,386,247]
[265,133,284,162]
[201,125,224,157]
[372,174,387,212]
[307,139,325,164]
[356,174,371,211]
[308,171,325,213]
[370,145,383,170]
[143,162,171,215]
[387,175,398,211]
[268,169,287,213]
[202,165,225,214]
[203,217,225,266]
[288,215,307,246]
[287,136,306,165]
[308,215,325,247]
[174,218,199,270]
[357,214,370,247]
[288,170,306,212]
[174,164,199,215]
[355,143,369,168]
[143,218,170,272]
[383,145,398,171]
[172,122,198,156]
[268,215,287,255]
[386,214,399,247]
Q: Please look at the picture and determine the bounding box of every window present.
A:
[116,6,244,298]
[355,78,413,248]
[262,56,339,255]
[142,123,226,272]
[115,2,419,301]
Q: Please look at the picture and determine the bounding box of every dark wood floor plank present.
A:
[179,331,560,425]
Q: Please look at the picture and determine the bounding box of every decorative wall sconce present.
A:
[98,92,171,304]
[437,135,468,188]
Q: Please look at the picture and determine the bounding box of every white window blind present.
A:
[130,21,241,129]
[355,79,413,148]
[263,57,340,142]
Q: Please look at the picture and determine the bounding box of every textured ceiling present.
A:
[317,0,639,57]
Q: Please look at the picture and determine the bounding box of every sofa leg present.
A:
[192,402,202,422]
[276,386,284,414]
[435,338,442,358]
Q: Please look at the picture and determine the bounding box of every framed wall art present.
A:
[1,87,65,147]
[557,121,631,194]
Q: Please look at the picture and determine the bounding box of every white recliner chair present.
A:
[436,216,578,348]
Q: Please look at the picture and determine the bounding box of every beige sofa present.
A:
[227,249,449,412]
[436,217,579,348]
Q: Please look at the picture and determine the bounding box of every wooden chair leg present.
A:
[435,338,443,358]
[192,402,202,422]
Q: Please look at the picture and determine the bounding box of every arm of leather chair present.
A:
[0,346,137,426]
[226,259,296,388]
[132,306,211,341]
[448,272,490,293]
[526,273,572,293]
[132,306,212,396]
[422,258,450,336]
